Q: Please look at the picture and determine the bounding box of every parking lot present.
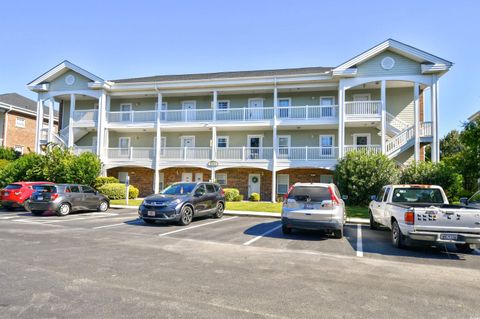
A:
[1,207,479,318]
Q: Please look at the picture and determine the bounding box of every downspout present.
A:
[3,106,13,147]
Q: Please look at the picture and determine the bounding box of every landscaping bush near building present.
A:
[93,176,119,189]
[399,161,464,202]
[234,194,244,201]
[334,151,399,205]
[0,146,21,161]
[98,183,139,200]
[249,192,260,201]
[223,188,240,201]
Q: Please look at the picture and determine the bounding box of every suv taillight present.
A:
[283,185,295,204]
[405,211,415,225]
[51,193,59,200]
[219,188,225,196]
[328,187,340,206]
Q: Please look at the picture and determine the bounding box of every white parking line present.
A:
[158,216,238,237]
[356,224,363,257]
[243,224,282,246]
[40,213,118,224]
[92,219,140,229]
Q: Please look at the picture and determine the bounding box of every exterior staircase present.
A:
[385,121,432,159]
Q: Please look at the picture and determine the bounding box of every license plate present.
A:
[147,211,156,217]
[440,233,458,241]
[304,204,314,209]
[37,196,43,200]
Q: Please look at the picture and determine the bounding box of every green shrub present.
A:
[400,161,464,202]
[0,147,21,160]
[233,194,244,201]
[224,188,240,201]
[0,153,44,187]
[0,159,10,170]
[334,151,400,205]
[93,176,119,189]
[249,192,260,201]
[98,183,139,200]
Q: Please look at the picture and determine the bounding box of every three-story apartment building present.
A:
[28,39,451,200]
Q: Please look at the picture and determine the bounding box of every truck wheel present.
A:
[369,211,379,230]
[392,220,406,249]
[455,243,473,254]
[333,228,343,239]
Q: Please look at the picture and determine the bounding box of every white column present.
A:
[337,82,345,158]
[35,98,44,153]
[48,99,55,143]
[413,83,420,161]
[271,84,278,203]
[211,126,217,182]
[96,92,107,158]
[431,75,439,162]
[212,90,217,122]
[154,93,163,194]
[435,79,440,161]
[380,80,386,154]
[68,94,75,147]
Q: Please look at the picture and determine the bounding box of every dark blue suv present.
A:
[138,182,226,226]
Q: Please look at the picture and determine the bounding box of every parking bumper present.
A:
[408,231,480,244]
[282,217,343,231]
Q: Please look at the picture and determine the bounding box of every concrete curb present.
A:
[111,205,369,224]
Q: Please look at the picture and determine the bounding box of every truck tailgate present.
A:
[414,207,480,233]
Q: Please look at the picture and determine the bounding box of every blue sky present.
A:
[1,0,478,136]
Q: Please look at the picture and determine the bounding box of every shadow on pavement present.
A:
[243,221,338,242]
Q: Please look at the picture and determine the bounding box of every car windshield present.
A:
[469,191,480,203]
[288,186,331,202]
[391,188,444,204]
[33,185,56,193]
[161,183,196,195]
[4,184,22,190]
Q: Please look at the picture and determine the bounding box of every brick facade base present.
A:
[276,168,334,184]
[216,168,272,201]
[160,167,211,186]
[107,167,154,197]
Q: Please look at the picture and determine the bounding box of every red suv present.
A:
[1,182,54,211]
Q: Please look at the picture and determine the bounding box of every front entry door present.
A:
[248,99,263,120]
[248,136,262,159]
[182,172,192,182]
[182,101,196,121]
[181,136,195,148]
[248,174,261,197]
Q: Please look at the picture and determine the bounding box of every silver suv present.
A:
[281,183,346,238]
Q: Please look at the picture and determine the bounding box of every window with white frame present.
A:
[320,175,333,183]
[277,135,291,158]
[216,173,227,186]
[278,98,291,118]
[15,117,26,128]
[353,133,371,146]
[118,172,128,183]
[277,174,289,194]
[217,136,229,148]
[217,100,230,112]
[320,97,335,117]
[14,145,24,154]
[320,135,334,157]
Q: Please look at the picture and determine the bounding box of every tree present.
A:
[334,151,400,205]
[459,118,480,192]
[440,130,464,159]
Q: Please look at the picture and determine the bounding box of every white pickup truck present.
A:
[369,184,480,253]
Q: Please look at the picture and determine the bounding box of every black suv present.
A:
[138,182,226,226]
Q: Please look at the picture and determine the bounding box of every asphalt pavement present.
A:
[0,207,479,318]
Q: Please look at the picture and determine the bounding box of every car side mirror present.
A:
[459,197,468,205]
[370,195,377,201]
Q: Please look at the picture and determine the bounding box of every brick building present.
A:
[0,93,58,154]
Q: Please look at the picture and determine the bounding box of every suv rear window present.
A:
[206,184,216,193]
[392,188,444,204]
[4,184,22,190]
[33,185,56,193]
[288,186,331,202]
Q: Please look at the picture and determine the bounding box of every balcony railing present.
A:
[277,147,338,160]
[344,145,382,154]
[345,101,381,117]
[276,105,338,120]
[108,111,157,123]
[73,146,96,155]
[216,147,274,160]
[73,110,98,123]
[107,148,155,160]
[419,121,433,137]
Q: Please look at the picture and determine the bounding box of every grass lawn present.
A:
[110,199,370,219]
[110,199,143,206]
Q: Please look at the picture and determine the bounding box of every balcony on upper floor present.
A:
[344,101,382,122]
[71,109,98,127]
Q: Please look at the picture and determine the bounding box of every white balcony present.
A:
[107,147,155,161]
[108,111,157,124]
[276,105,338,121]
[216,147,274,160]
[72,110,98,126]
[419,121,433,137]
[345,101,381,120]
[277,147,338,160]
[73,146,96,155]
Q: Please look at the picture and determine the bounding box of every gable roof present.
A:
[333,38,453,73]
[112,66,333,84]
[28,60,104,87]
[0,93,59,117]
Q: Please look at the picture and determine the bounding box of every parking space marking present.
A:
[356,224,363,257]
[92,219,140,229]
[158,216,238,237]
[243,224,282,246]
[39,213,119,224]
